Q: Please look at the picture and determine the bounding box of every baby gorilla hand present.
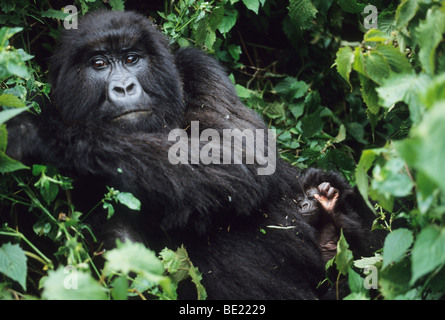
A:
[313,182,339,215]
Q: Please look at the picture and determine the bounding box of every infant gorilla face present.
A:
[296,182,340,226]
[295,187,321,225]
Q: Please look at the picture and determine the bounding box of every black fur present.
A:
[6,10,326,299]
[297,168,385,258]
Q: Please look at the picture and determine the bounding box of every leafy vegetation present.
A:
[1,0,445,300]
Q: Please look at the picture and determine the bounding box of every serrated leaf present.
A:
[358,74,379,115]
[0,243,27,290]
[335,47,355,90]
[376,44,412,74]
[364,51,391,85]
[411,226,445,285]
[382,228,413,270]
[159,246,207,300]
[415,7,445,75]
[288,0,318,30]
[42,267,107,300]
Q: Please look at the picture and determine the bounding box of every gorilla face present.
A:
[49,10,185,132]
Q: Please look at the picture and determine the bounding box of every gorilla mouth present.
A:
[302,210,318,216]
[111,109,153,121]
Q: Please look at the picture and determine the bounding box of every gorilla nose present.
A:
[109,78,142,103]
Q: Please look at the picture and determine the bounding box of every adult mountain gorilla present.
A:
[6,10,325,299]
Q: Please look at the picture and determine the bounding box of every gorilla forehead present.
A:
[59,11,168,59]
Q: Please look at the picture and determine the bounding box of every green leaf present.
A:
[242,0,261,14]
[288,0,318,30]
[376,73,430,124]
[42,267,108,300]
[415,7,445,75]
[382,228,413,270]
[0,152,29,173]
[376,45,411,74]
[335,230,353,275]
[111,275,128,300]
[403,102,445,194]
[411,226,445,285]
[274,77,308,101]
[115,192,141,211]
[395,0,419,29]
[363,50,391,85]
[41,9,70,20]
[104,241,165,283]
[359,74,379,115]
[335,46,355,89]
[0,243,27,290]
[337,0,365,13]
[0,106,28,125]
[301,111,324,138]
[218,9,237,35]
[160,246,207,300]
[109,0,125,11]
[0,94,25,108]
[364,29,391,43]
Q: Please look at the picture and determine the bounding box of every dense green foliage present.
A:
[1,0,445,300]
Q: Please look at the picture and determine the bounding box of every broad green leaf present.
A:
[111,275,128,300]
[104,241,165,282]
[0,106,28,125]
[0,243,27,290]
[395,0,419,29]
[109,0,125,11]
[0,153,29,173]
[379,256,411,299]
[363,51,391,85]
[301,111,324,138]
[415,7,445,75]
[41,9,70,20]
[403,102,445,194]
[42,267,107,300]
[218,9,237,35]
[376,73,430,124]
[382,228,413,269]
[335,230,353,275]
[411,226,445,285]
[115,192,141,211]
[274,77,308,101]
[288,0,318,30]
[335,46,355,89]
[242,0,260,14]
[358,74,379,115]
[0,94,25,108]
[371,158,414,198]
[337,0,365,13]
[364,29,390,43]
[422,72,445,109]
[376,45,411,74]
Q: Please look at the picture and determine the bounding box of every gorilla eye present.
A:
[124,55,139,64]
[92,58,107,69]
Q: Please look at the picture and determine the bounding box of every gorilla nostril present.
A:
[126,83,135,94]
[113,86,126,97]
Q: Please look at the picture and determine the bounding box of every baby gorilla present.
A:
[296,169,380,263]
